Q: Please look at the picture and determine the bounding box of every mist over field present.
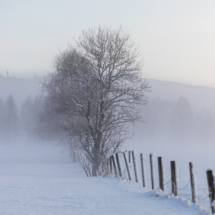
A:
[2,0,215,213]
[1,75,214,171]
[0,75,214,214]
[125,79,215,182]
[0,73,213,184]
[0,75,41,108]
[1,75,215,142]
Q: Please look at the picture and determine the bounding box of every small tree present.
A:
[44,26,149,175]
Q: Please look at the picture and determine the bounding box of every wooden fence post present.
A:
[189,162,196,203]
[150,153,155,189]
[123,152,131,180]
[129,151,132,163]
[140,153,146,187]
[110,156,113,174]
[171,161,178,196]
[207,169,215,213]
[129,151,132,178]
[116,153,122,177]
[158,157,165,192]
[112,155,118,177]
[132,151,139,183]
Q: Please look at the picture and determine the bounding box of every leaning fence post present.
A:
[158,157,165,192]
[150,153,155,189]
[140,153,146,187]
[116,153,122,177]
[189,162,196,203]
[123,152,131,180]
[129,151,132,178]
[112,155,118,177]
[132,151,139,183]
[171,161,178,196]
[129,151,132,163]
[207,169,215,213]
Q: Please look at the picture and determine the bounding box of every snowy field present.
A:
[0,143,210,215]
[125,135,215,214]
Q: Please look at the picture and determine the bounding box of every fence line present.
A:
[72,149,214,214]
[107,151,214,214]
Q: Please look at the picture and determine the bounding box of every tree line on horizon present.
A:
[0,93,214,146]
[0,94,64,144]
[141,96,215,143]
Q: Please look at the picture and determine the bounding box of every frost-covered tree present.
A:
[36,96,66,140]
[44,26,149,175]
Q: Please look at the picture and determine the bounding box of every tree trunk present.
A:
[92,142,100,176]
[91,131,103,176]
[92,157,100,176]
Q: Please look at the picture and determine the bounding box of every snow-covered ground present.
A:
[0,143,209,215]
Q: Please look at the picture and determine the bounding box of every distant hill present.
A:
[147,79,215,114]
[0,76,214,114]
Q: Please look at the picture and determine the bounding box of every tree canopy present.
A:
[43,26,149,175]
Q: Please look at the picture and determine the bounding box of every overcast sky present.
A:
[1,0,215,87]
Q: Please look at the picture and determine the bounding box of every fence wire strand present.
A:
[109,151,212,214]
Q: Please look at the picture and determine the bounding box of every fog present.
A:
[0,75,215,183]
[0,74,41,108]
[125,79,215,184]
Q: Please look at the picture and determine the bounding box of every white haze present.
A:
[125,79,215,186]
[0,76,215,184]
[0,75,41,108]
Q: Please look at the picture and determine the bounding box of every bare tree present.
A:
[44,26,149,175]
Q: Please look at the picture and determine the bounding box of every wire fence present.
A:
[77,149,215,214]
[104,151,214,214]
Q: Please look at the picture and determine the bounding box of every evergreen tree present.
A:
[4,95,18,143]
[0,99,4,143]
[20,96,35,141]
